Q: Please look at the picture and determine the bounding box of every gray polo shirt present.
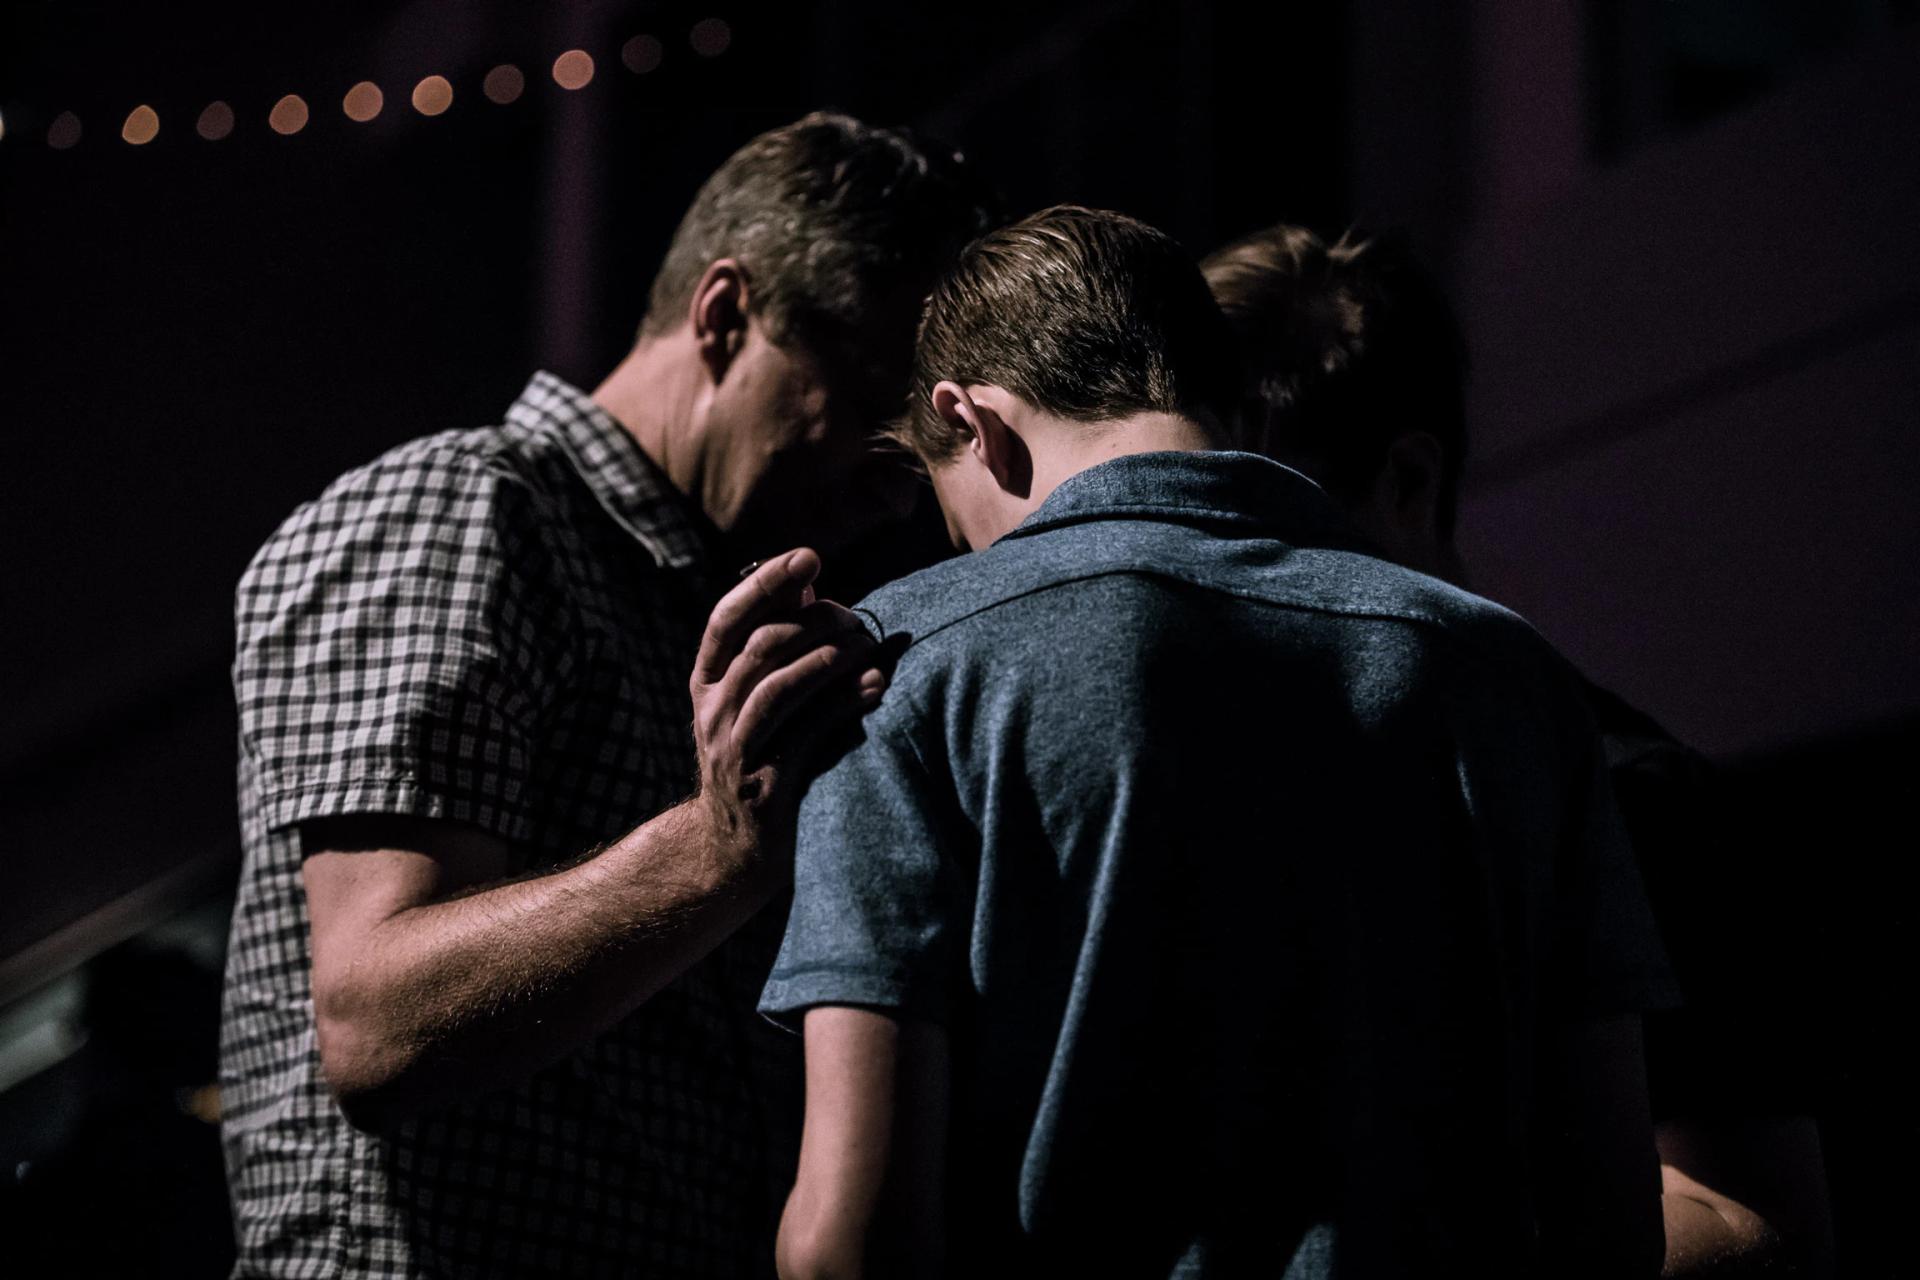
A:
[760,450,1674,1278]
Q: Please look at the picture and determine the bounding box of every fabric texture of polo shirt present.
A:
[760,449,1677,1278]
[220,372,797,1279]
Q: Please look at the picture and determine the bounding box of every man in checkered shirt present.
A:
[219,113,994,1278]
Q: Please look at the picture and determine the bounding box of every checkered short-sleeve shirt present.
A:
[219,372,800,1279]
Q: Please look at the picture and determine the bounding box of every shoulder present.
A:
[236,424,574,637]
[295,425,545,528]
[848,541,1099,698]
[852,552,999,638]
[861,529,1554,671]
[249,426,549,566]
[1259,544,1529,638]
[1265,549,1589,691]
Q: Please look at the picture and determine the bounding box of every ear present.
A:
[688,259,750,385]
[931,382,1031,499]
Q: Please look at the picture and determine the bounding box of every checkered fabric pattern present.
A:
[219,372,800,1278]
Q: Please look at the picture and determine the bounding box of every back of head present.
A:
[895,205,1241,460]
[641,111,998,405]
[1201,226,1469,537]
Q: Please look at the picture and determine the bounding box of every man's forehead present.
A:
[802,328,914,418]
[769,273,934,411]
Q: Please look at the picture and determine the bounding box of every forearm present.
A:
[779,1011,897,1280]
[314,797,777,1122]
[779,1010,947,1280]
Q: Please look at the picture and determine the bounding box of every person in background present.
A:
[218,112,995,1279]
[763,205,1673,1278]
[1202,222,1836,1278]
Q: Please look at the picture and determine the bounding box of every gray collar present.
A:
[1002,450,1366,552]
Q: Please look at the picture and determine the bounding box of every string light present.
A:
[621,35,663,74]
[122,105,160,145]
[411,75,453,117]
[196,101,235,141]
[269,94,310,135]
[552,50,595,90]
[14,21,728,157]
[343,81,384,123]
[483,64,525,105]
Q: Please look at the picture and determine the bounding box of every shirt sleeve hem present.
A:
[757,966,945,1034]
[256,773,536,846]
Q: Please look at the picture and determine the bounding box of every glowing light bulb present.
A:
[411,75,453,116]
[122,105,160,145]
[553,50,595,90]
[269,95,310,135]
[343,81,384,123]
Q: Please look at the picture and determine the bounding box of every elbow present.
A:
[775,1239,860,1280]
[776,1203,864,1280]
[312,987,416,1132]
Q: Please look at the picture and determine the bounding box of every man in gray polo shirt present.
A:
[761,206,1675,1278]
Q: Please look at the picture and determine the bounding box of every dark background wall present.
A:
[1,0,1914,1272]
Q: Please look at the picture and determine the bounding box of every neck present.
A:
[1028,410,1219,508]
[590,336,731,529]
[965,410,1218,547]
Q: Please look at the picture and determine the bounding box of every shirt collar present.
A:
[999,449,1369,551]
[505,370,716,573]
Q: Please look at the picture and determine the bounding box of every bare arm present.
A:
[1537,1014,1666,1278]
[304,799,773,1126]
[1658,1116,1834,1278]
[777,1008,948,1280]
[304,548,886,1128]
